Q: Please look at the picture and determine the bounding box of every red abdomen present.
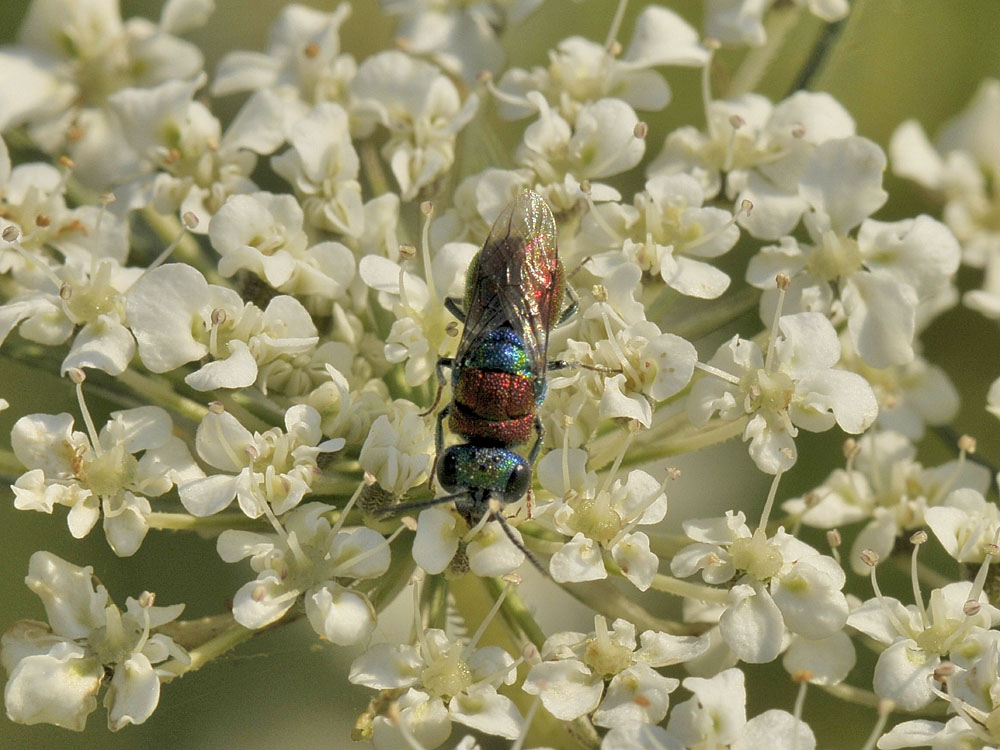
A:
[451,370,536,444]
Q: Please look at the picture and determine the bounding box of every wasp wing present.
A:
[456,190,561,378]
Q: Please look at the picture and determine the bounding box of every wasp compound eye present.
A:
[503,462,532,503]
[437,448,461,494]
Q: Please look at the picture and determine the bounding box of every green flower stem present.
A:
[726,4,802,97]
[560,578,705,636]
[117,368,210,426]
[141,206,222,283]
[160,617,254,677]
[146,511,266,532]
[819,682,948,716]
[648,572,729,605]
[481,575,546,650]
[0,448,24,481]
[614,415,750,469]
[668,285,762,342]
[359,139,390,197]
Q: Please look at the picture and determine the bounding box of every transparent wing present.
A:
[455,191,561,377]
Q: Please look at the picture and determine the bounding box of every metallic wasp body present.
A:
[433,190,566,526]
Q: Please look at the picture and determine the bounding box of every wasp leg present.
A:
[491,509,548,577]
[428,404,451,492]
[420,357,454,417]
[528,415,545,464]
[444,297,466,323]
[548,359,622,376]
[555,255,593,325]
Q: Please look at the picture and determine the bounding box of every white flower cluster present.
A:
[0,1,997,748]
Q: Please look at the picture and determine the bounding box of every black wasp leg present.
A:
[528,415,544,464]
[557,281,579,325]
[428,404,451,492]
[419,357,454,417]
[444,297,466,323]
[491,510,548,577]
[555,256,592,325]
[548,359,622,376]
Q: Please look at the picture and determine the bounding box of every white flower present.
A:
[848,581,1000,710]
[1,552,188,730]
[350,624,521,744]
[890,79,1000,318]
[747,139,961,368]
[126,263,324,395]
[359,242,475,388]
[271,102,365,237]
[497,6,707,121]
[11,407,202,556]
[523,615,706,725]
[212,3,355,112]
[217,503,386,644]
[925,488,1000,563]
[516,96,644,210]
[178,405,343,518]
[411,506,527,577]
[536,450,668,590]
[358,401,433,498]
[672,514,849,663]
[382,0,543,83]
[209,190,356,299]
[649,90,855,228]
[109,75,285,230]
[0,0,208,188]
[350,50,478,199]
[581,174,739,299]
[782,430,991,575]
[705,0,848,47]
[688,311,878,474]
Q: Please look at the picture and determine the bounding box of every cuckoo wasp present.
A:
[379,190,576,570]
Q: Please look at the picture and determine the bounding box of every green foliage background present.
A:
[0,1,998,748]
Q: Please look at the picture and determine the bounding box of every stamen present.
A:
[600,419,638,495]
[582,190,621,245]
[929,434,974,504]
[71,372,103,457]
[684,200,750,252]
[909,531,929,625]
[561,416,574,495]
[332,481,367,535]
[511,695,544,750]
[862,550,908,636]
[764,274,791,372]
[791,675,808,750]
[604,0,630,49]
[340,525,406,575]
[464,580,513,653]
[858,699,895,750]
[756,469,783,533]
[694,360,742,385]
[142,219,196,275]
[419,201,438,302]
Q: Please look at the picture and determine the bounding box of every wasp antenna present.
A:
[374,491,470,518]
[492,511,548,578]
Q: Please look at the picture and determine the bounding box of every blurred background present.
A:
[1,0,999,747]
